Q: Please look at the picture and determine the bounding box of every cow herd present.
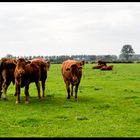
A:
[14,58,49,104]
[0,58,112,104]
[0,57,85,104]
[0,58,50,104]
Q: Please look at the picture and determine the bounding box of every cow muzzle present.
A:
[72,77,79,85]
[18,69,25,85]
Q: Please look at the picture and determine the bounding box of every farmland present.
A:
[0,63,140,137]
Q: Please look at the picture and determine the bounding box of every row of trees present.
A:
[4,44,136,63]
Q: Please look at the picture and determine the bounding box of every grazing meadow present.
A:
[0,63,140,137]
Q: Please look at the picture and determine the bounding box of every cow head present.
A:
[15,58,31,85]
[66,64,82,85]
[46,61,50,70]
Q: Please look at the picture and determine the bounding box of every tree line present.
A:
[3,44,139,63]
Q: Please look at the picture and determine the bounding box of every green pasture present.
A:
[0,63,140,137]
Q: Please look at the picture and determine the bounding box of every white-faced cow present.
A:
[61,59,83,99]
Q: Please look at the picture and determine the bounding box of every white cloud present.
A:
[0,2,140,57]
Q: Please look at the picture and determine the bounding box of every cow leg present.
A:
[66,82,71,99]
[75,84,79,99]
[14,92,17,96]
[64,79,71,99]
[41,80,46,98]
[71,84,74,96]
[15,85,20,104]
[0,72,3,98]
[66,85,70,99]
[0,80,3,98]
[35,81,41,99]
[24,85,29,104]
[2,80,11,100]
[0,91,2,99]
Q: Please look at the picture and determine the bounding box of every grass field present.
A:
[0,63,140,137]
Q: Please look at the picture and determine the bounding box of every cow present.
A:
[92,65,104,69]
[0,58,17,99]
[97,60,107,66]
[14,58,48,104]
[100,65,113,71]
[61,59,83,99]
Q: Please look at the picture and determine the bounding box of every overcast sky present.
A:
[0,2,140,58]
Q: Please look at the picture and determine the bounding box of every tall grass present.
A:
[0,63,140,137]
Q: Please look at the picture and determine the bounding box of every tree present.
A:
[120,44,135,61]
[5,54,13,58]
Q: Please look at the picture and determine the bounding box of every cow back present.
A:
[61,60,77,78]
[31,58,50,71]
[0,58,16,70]
[27,62,41,82]
[31,58,48,81]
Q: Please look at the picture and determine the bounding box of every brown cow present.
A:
[0,58,17,99]
[30,58,49,97]
[61,59,83,99]
[97,60,107,66]
[100,65,113,70]
[92,65,104,69]
[14,58,48,104]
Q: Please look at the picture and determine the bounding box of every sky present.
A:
[0,2,140,58]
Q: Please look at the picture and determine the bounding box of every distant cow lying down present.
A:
[61,59,83,99]
[0,58,17,99]
[97,60,107,66]
[100,65,113,70]
[14,58,48,104]
[92,65,104,69]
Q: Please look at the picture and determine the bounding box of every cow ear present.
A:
[79,66,83,69]
[13,60,17,65]
[66,68,70,71]
[78,66,82,71]
[26,61,31,65]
